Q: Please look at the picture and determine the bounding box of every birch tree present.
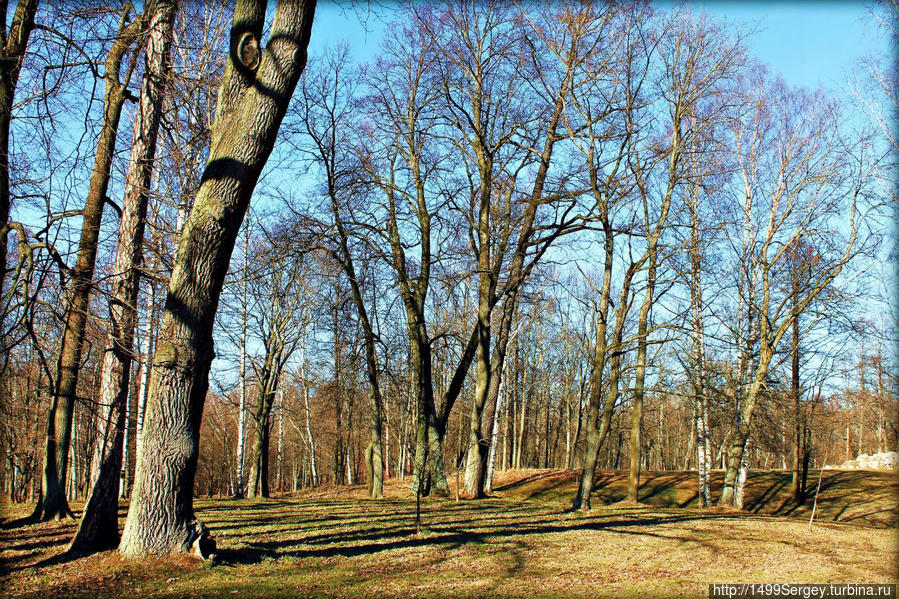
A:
[625,11,744,503]
[717,76,867,507]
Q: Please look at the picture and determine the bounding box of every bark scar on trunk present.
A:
[237,32,261,71]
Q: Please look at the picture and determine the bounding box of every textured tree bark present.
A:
[69,0,175,553]
[37,7,146,522]
[0,0,39,308]
[119,0,315,555]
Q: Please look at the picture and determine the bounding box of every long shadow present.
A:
[745,478,789,513]
[2,536,71,553]
[0,514,48,530]
[493,471,571,493]
[2,545,87,575]
[205,500,541,533]
[215,510,746,567]
[635,473,694,503]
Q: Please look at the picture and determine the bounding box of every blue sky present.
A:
[695,2,891,90]
[307,1,893,94]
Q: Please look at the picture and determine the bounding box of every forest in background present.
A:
[0,0,896,557]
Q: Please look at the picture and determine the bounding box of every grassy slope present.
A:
[1,469,896,598]
[491,468,899,529]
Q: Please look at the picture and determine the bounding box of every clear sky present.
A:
[694,1,891,90]
[306,1,893,95]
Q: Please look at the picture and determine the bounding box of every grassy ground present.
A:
[1,469,896,598]
[491,468,899,528]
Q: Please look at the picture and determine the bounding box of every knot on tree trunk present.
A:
[237,32,261,71]
[187,519,216,560]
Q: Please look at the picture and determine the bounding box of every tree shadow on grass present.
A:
[633,472,694,503]
[214,509,740,568]
[492,471,573,493]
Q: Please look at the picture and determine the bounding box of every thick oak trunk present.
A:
[120,0,314,555]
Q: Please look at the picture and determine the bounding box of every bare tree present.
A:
[36,4,149,522]
[292,48,386,497]
[0,0,40,312]
[245,227,310,498]
[718,76,866,507]
[625,10,744,503]
[69,0,176,552]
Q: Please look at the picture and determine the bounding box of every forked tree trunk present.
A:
[247,351,280,499]
[119,0,315,556]
[37,7,146,522]
[461,39,575,500]
[574,253,636,511]
[719,356,770,507]
[69,0,175,553]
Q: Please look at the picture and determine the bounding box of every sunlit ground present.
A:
[2,469,896,598]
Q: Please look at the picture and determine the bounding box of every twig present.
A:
[808,451,828,532]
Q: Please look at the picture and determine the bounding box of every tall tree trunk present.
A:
[134,275,157,462]
[332,302,345,486]
[331,207,383,497]
[300,350,318,486]
[119,0,314,555]
[574,230,637,511]
[461,58,571,498]
[626,250,657,502]
[37,8,145,522]
[687,181,711,506]
[69,0,175,552]
[790,269,803,505]
[235,225,249,497]
[247,350,280,499]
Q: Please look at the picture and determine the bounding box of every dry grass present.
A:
[490,468,899,528]
[1,469,896,598]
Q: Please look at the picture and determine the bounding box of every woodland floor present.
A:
[1,469,897,598]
